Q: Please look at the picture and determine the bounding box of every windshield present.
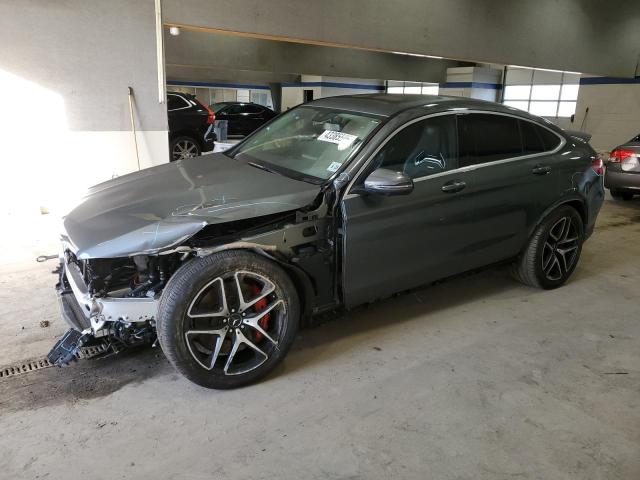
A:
[210,102,231,113]
[231,106,382,181]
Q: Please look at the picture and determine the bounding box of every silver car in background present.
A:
[605,134,640,200]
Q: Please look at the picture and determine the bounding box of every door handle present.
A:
[441,180,466,193]
[532,164,552,175]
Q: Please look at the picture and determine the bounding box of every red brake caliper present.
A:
[250,283,270,342]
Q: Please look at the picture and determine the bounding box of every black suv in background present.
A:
[211,102,277,137]
[167,92,216,161]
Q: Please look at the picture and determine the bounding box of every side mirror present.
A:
[362,168,414,195]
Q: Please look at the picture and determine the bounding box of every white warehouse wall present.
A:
[439,67,502,102]
[0,0,168,220]
[319,76,385,97]
[573,78,640,152]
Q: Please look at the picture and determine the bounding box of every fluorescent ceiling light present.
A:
[391,51,444,59]
[508,64,581,75]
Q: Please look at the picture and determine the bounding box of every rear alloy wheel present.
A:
[170,136,201,161]
[511,206,584,289]
[157,250,299,389]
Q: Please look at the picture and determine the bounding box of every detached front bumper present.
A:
[56,256,159,334]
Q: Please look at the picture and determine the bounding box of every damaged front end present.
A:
[47,153,332,366]
[48,249,186,365]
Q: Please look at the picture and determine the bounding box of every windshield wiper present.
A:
[247,161,279,175]
[247,160,322,185]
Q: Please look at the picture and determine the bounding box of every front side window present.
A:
[458,114,523,167]
[210,103,230,113]
[370,115,457,179]
[232,106,382,181]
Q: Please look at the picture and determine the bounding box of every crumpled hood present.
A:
[62,154,320,259]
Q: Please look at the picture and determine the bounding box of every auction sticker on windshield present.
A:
[327,161,342,172]
[317,130,358,146]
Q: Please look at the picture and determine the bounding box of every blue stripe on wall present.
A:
[439,81,502,90]
[282,81,385,91]
[167,80,271,90]
[580,76,640,85]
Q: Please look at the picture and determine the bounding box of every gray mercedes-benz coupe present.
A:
[50,94,604,388]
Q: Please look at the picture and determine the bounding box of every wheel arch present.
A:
[529,196,587,239]
[197,243,316,321]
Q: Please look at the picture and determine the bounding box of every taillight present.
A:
[591,157,604,176]
[205,105,215,125]
[609,148,635,163]
[195,99,216,124]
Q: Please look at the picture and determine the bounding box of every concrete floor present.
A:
[0,196,638,480]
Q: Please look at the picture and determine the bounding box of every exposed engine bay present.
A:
[48,251,186,364]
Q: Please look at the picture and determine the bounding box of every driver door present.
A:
[341,114,475,307]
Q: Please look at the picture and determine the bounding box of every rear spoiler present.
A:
[565,130,592,143]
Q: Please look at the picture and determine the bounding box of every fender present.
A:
[197,241,319,321]
[527,194,587,239]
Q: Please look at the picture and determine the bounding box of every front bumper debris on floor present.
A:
[47,329,90,366]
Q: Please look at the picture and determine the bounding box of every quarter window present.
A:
[371,115,457,179]
[536,125,562,151]
[520,120,546,154]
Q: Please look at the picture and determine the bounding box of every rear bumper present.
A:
[604,170,640,190]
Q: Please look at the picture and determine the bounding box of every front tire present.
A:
[511,206,584,289]
[157,250,300,389]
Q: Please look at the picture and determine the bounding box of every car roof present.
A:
[212,101,261,106]
[309,93,537,119]
[167,91,193,98]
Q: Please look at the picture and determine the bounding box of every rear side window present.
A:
[167,94,189,111]
[458,113,522,167]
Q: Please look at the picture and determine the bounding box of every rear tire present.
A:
[511,206,584,289]
[157,250,300,389]
[170,136,201,161]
